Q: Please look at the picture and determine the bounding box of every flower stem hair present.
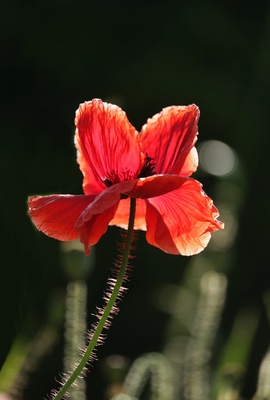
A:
[51,197,136,400]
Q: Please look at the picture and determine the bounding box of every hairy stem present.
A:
[52,197,136,400]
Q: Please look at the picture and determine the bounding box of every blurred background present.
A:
[1,0,270,399]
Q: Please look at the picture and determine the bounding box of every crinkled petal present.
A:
[145,178,224,255]
[75,180,137,252]
[28,194,95,241]
[140,104,199,176]
[109,175,189,230]
[109,198,147,230]
[127,174,185,199]
[75,99,143,195]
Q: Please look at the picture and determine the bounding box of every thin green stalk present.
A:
[53,197,136,400]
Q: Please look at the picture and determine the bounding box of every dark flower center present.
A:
[103,178,113,187]
[138,153,156,178]
[103,153,156,188]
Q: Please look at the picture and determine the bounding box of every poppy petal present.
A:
[75,180,137,252]
[28,194,95,241]
[75,99,143,195]
[127,174,185,199]
[145,178,224,255]
[109,198,147,230]
[109,175,191,230]
[140,104,199,176]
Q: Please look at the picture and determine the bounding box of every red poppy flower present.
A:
[28,99,223,255]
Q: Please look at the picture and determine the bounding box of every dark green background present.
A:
[1,0,270,398]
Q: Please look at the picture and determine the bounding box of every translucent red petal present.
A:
[75,99,143,195]
[140,104,199,176]
[145,178,224,255]
[127,174,185,199]
[109,198,147,230]
[28,194,95,241]
[75,180,137,252]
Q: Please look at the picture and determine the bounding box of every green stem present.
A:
[53,197,136,400]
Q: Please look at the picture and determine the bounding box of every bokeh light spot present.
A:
[199,140,238,176]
